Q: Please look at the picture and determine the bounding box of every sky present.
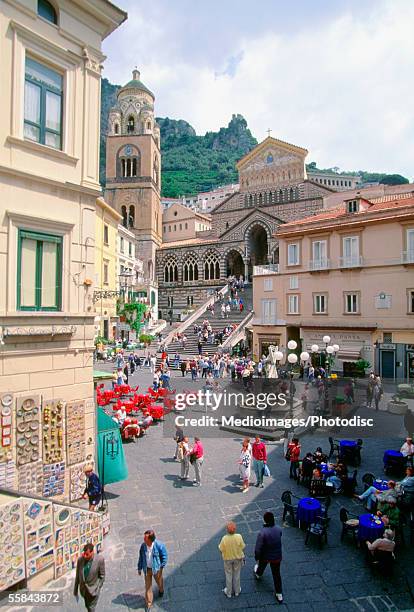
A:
[103,0,414,179]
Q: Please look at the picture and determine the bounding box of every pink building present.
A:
[251,192,414,379]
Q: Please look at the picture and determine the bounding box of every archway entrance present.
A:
[225,250,244,277]
[246,225,268,279]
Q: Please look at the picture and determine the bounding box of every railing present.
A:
[402,250,414,264]
[339,255,363,268]
[221,311,254,350]
[253,264,279,275]
[309,258,330,271]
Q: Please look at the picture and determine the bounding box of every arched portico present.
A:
[225,249,244,277]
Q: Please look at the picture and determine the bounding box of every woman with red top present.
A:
[287,438,301,480]
[252,436,267,488]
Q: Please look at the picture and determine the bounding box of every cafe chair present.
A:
[368,549,395,576]
[343,470,358,496]
[384,454,406,476]
[314,495,331,517]
[328,437,340,460]
[305,515,330,548]
[309,478,330,497]
[362,473,375,491]
[356,439,363,466]
[281,490,298,526]
[339,507,359,544]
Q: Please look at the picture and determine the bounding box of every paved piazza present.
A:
[30,364,413,612]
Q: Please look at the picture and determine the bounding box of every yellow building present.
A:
[94,197,122,340]
[0,0,125,520]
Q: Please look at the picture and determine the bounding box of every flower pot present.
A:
[387,400,408,415]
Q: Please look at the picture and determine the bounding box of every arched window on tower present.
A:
[127,116,135,133]
[258,193,263,206]
[153,156,159,187]
[129,205,135,228]
[290,187,294,201]
[183,254,199,282]
[147,121,151,130]
[268,191,272,204]
[114,123,119,135]
[121,205,127,228]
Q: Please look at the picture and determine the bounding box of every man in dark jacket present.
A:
[83,466,102,511]
[254,512,283,603]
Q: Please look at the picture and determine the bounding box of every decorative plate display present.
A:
[66,401,86,466]
[15,395,40,466]
[23,500,54,576]
[0,394,14,463]
[1,394,13,407]
[42,400,64,465]
[70,463,88,502]
[0,500,25,588]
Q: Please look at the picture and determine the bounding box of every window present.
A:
[289,275,299,289]
[164,259,178,283]
[127,116,135,133]
[17,230,62,311]
[114,123,119,134]
[185,223,188,230]
[261,299,277,324]
[406,229,414,263]
[128,242,132,257]
[263,278,273,292]
[167,296,174,308]
[103,224,109,245]
[103,261,109,285]
[383,332,393,343]
[187,296,194,306]
[311,240,328,269]
[408,290,414,314]
[38,0,57,24]
[288,294,299,314]
[342,236,360,266]
[24,57,62,149]
[344,292,359,314]
[179,224,182,230]
[204,252,220,280]
[313,293,327,314]
[120,237,124,253]
[183,255,199,282]
[287,243,299,266]
[347,200,359,213]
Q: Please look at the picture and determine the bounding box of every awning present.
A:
[97,408,128,485]
[336,350,361,361]
[93,370,113,382]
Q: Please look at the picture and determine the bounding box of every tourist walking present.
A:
[173,424,184,460]
[254,512,283,603]
[178,436,190,480]
[218,521,245,598]
[83,465,102,511]
[137,530,168,611]
[150,354,157,374]
[373,381,383,411]
[73,543,105,611]
[239,439,252,493]
[287,438,301,480]
[252,435,267,488]
[190,436,204,486]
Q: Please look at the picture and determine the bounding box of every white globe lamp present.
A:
[275,351,284,362]
[326,346,334,355]
[311,344,319,353]
[323,335,331,344]
[287,353,298,364]
[287,340,297,350]
[332,344,339,352]
[300,351,310,362]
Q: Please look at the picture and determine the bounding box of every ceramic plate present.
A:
[22,398,35,410]
[1,406,11,417]
[17,438,27,448]
[16,423,27,433]
[1,395,12,407]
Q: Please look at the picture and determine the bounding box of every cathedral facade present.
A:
[103,72,332,321]
[156,137,332,319]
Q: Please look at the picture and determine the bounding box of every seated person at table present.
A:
[398,467,414,506]
[313,447,327,465]
[140,411,153,429]
[312,466,323,480]
[355,480,397,511]
[377,500,400,531]
[400,437,414,457]
[301,453,315,483]
[115,406,127,427]
[327,462,348,493]
[366,529,395,558]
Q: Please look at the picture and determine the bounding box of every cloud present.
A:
[103,1,414,178]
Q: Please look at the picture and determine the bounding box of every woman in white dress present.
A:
[239,439,252,493]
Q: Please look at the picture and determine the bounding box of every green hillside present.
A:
[100,78,409,196]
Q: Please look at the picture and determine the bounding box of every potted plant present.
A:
[354,359,371,378]
[388,394,409,415]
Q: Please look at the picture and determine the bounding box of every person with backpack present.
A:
[254,512,283,603]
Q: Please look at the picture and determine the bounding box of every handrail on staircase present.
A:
[221,310,254,351]
[163,284,229,347]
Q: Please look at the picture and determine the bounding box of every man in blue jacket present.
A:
[254,512,283,603]
[137,530,168,611]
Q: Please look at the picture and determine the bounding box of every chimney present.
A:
[132,68,140,80]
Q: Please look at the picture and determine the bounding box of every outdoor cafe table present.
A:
[297,497,321,526]
[320,463,335,477]
[384,450,403,462]
[339,440,357,458]
[373,478,389,491]
[358,513,385,542]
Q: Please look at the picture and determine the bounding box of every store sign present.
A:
[380,344,396,350]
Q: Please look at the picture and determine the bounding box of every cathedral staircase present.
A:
[157,285,253,367]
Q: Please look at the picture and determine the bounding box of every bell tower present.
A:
[104,68,162,282]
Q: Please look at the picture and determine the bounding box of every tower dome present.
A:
[118,68,154,99]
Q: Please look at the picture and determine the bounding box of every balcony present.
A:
[339,255,363,268]
[253,264,279,275]
[309,258,330,271]
[402,250,414,264]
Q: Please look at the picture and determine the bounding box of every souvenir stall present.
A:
[0,497,25,591]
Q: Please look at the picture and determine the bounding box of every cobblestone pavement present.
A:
[23,365,414,611]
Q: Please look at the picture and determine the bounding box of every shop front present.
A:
[300,327,375,375]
